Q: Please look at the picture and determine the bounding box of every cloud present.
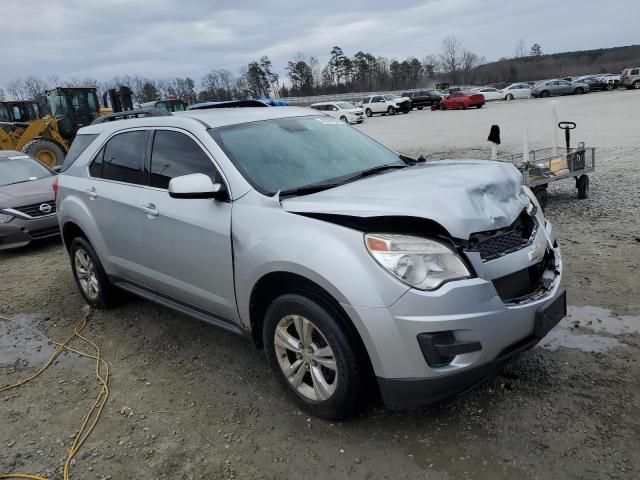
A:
[2,0,637,87]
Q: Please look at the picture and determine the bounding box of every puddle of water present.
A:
[564,306,640,335]
[0,314,58,365]
[539,305,640,353]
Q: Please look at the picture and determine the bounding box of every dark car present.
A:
[576,77,616,91]
[401,90,442,110]
[487,82,510,90]
[0,151,60,249]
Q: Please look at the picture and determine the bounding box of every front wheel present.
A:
[365,108,372,117]
[439,103,446,111]
[506,94,514,101]
[387,106,396,115]
[263,294,364,419]
[575,87,584,95]
[340,116,348,123]
[540,90,550,98]
[458,103,466,110]
[606,83,614,91]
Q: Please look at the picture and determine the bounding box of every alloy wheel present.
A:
[274,315,337,401]
[75,248,100,300]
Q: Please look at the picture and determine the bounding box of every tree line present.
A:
[1,40,637,108]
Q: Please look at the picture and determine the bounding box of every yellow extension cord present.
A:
[0,308,110,480]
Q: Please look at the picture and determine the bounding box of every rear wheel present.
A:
[22,139,65,168]
[634,81,640,90]
[458,103,466,110]
[69,237,121,308]
[575,87,584,95]
[577,175,590,199]
[439,103,446,111]
[417,106,423,110]
[263,294,364,419]
[365,108,372,117]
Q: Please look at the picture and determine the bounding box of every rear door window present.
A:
[90,130,147,185]
[149,130,220,189]
[632,69,639,75]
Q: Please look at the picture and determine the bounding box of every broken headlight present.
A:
[0,213,14,224]
[365,234,471,290]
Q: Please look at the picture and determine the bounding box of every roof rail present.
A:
[91,108,171,125]
[188,99,269,110]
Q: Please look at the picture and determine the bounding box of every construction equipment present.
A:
[140,97,187,112]
[102,85,134,114]
[0,87,101,167]
[0,100,43,122]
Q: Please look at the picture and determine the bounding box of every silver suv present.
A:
[56,106,565,419]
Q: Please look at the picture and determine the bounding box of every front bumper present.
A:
[342,217,564,409]
[0,215,59,250]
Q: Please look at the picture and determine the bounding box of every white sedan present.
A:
[501,83,532,100]
[309,101,365,124]
[473,87,503,101]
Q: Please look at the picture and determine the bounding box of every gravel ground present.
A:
[1,90,639,480]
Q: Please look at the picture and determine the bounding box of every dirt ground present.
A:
[1,90,639,480]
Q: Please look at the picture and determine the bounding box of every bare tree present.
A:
[461,50,481,85]
[0,87,5,101]
[440,36,462,84]
[515,39,527,58]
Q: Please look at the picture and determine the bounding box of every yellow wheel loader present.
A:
[0,87,101,167]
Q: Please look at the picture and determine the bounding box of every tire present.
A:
[533,187,549,210]
[634,81,640,90]
[606,83,614,91]
[69,237,121,309]
[339,116,347,123]
[387,106,396,115]
[417,106,423,110]
[477,104,483,108]
[365,108,372,117]
[506,94,514,101]
[577,175,590,199]
[439,103,446,111]
[458,103,466,110]
[575,87,584,95]
[263,293,364,420]
[22,139,65,168]
[540,90,550,98]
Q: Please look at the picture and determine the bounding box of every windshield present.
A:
[0,155,52,186]
[209,116,404,195]
[335,102,355,109]
[0,104,9,122]
[383,95,396,100]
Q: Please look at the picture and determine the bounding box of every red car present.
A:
[439,91,485,110]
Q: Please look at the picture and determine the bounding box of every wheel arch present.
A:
[61,220,88,251]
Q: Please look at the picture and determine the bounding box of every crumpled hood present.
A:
[281,160,529,239]
[0,176,55,209]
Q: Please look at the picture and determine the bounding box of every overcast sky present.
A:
[2,0,637,87]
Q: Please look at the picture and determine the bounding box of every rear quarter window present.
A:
[60,134,98,172]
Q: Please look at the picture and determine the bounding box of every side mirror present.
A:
[168,173,227,200]
[52,165,62,173]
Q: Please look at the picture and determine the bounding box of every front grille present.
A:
[467,210,536,262]
[492,249,555,303]
[29,225,60,239]
[13,201,56,218]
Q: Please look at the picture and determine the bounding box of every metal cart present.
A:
[499,122,595,208]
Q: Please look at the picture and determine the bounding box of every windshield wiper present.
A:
[4,180,32,186]
[278,164,408,198]
[278,182,343,198]
[399,154,427,165]
[342,164,407,183]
